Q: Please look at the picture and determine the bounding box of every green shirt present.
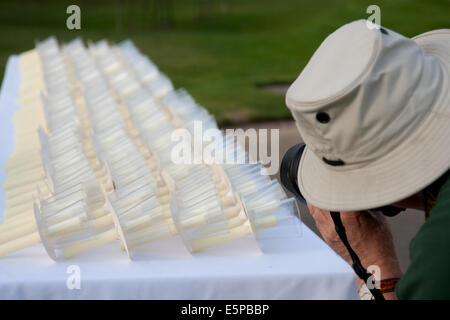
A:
[396,175,450,299]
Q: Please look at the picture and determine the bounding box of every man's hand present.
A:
[307,203,403,298]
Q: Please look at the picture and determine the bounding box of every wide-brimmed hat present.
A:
[285,19,450,211]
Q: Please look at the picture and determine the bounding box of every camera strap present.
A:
[329,211,385,300]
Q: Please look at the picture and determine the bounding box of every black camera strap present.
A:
[330,211,385,300]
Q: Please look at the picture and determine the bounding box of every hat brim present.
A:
[298,29,450,211]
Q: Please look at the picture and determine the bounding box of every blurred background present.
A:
[0,0,448,272]
[0,0,448,125]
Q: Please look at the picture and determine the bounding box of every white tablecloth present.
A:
[0,55,358,300]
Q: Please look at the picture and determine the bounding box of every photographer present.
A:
[285,20,450,299]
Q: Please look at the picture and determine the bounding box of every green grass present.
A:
[0,0,448,124]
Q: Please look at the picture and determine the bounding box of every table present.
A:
[0,55,358,300]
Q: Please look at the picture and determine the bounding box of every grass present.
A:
[0,0,448,124]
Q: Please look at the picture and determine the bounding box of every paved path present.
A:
[225,120,425,272]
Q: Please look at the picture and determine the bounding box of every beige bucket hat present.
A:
[286,19,450,211]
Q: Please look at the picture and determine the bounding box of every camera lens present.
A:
[280,143,306,204]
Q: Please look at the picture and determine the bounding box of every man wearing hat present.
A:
[285,20,450,299]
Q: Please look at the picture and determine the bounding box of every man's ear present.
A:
[390,192,424,211]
